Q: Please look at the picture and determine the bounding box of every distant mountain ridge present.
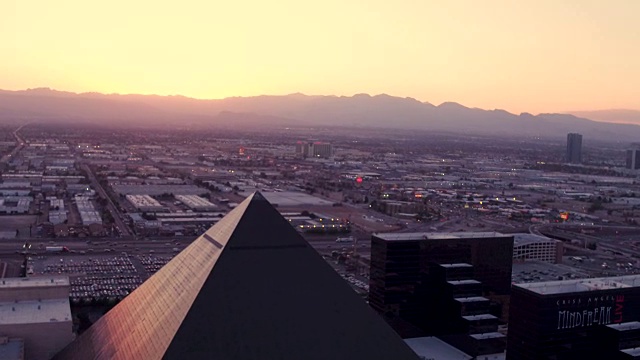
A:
[0,87,639,141]
[570,109,640,126]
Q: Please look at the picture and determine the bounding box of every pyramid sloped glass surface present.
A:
[54,192,419,360]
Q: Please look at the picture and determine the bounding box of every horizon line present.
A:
[1,86,639,115]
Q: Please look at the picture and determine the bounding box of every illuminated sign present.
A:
[556,294,624,330]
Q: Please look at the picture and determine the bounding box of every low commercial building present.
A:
[74,196,102,226]
[48,211,67,225]
[374,200,426,217]
[49,199,64,211]
[112,184,204,196]
[48,198,68,224]
[174,195,218,211]
[0,276,73,360]
[0,197,31,214]
[126,195,165,212]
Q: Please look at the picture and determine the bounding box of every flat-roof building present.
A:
[126,194,165,212]
[174,195,218,211]
[112,184,204,196]
[0,276,73,360]
[74,197,102,226]
[507,275,640,359]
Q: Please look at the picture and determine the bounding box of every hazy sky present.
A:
[2,0,639,113]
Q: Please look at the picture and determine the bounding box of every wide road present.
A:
[0,232,372,255]
[80,163,132,237]
[0,124,26,164]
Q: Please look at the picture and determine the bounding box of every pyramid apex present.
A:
[251,191,267,201]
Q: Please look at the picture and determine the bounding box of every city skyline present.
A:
[3,0,640,114]
[1,120,640,359]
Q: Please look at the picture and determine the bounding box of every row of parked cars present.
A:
[70,274,143,304]
[42,256,137,276]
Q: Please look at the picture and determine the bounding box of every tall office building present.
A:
[54,192,419,360]
[507,275,640,360]
[369,232,514,357]
[626,145,640,170]
[566,133,583,164]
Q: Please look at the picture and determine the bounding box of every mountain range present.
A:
[1,88,639,141]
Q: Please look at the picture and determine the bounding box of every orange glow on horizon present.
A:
[2,0,640,114]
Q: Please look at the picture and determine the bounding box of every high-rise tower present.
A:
[566,133,583,164]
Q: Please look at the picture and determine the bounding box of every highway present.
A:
[530,223,640,259]
[0,233,372,257]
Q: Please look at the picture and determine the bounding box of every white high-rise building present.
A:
[295,141,333,158]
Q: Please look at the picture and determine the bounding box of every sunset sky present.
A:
[2,0,639,114]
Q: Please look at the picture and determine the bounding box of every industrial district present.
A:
[2,123,640,359]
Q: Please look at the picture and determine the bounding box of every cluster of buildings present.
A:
[0,138,109,238]
[369,228,640,359]
[6,125,640,358]
[3,192,640,359]
[568,132,640,176]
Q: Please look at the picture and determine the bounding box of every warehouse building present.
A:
[175,195,218,211]
[74,196,101,226]
[126,195,166,212]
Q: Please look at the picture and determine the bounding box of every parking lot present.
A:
[69,274,142,305]
[30,253,175,304]
[512,261,591,284]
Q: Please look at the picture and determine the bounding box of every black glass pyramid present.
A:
[54,192,419,360]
